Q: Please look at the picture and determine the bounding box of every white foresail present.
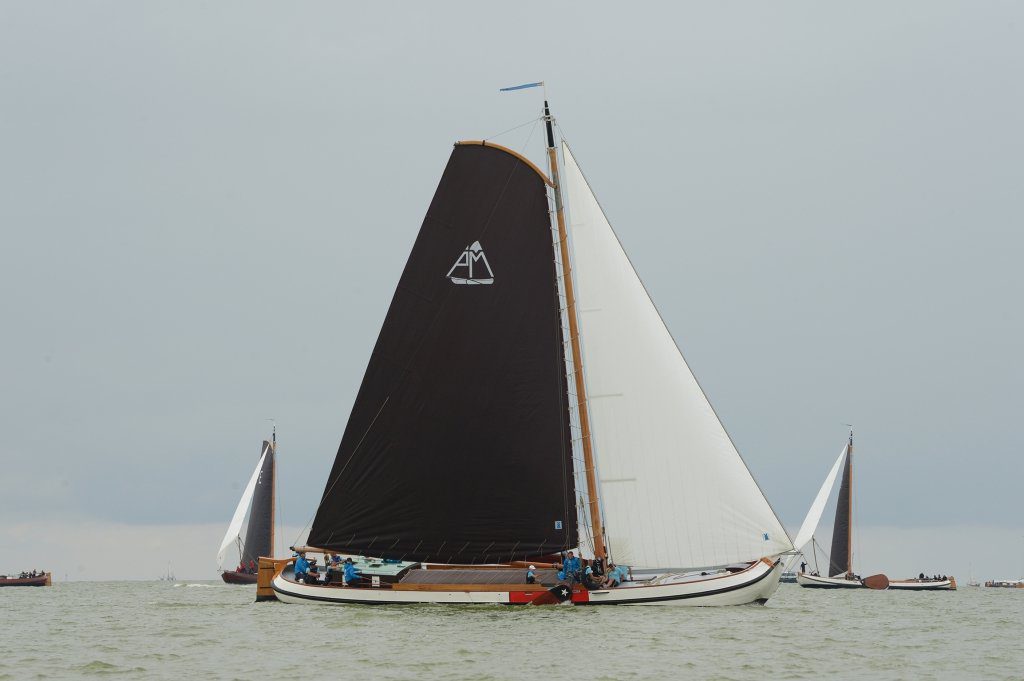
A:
[561,142,792,568]
[792,444,848,551]
[216,444,269,569]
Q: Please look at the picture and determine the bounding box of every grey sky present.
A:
[2,1,1021,579]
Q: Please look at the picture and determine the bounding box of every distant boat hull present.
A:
[221,570,258,585]
[796,572,865,589]
[0,573,51,587]
[887,578,956,591]
[272,558,782,606]
[985,580,1024,588]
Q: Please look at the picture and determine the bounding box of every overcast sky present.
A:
[2,1,1021,580]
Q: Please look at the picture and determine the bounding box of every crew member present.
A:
[343,557,361,587]
[294,552,310,582]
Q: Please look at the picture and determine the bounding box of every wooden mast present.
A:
[269,425,276,560]
[543,100,607,562]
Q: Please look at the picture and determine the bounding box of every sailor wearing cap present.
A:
[526,565,537,584]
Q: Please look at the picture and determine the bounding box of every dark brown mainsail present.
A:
[307,142,576,564]
[828,434,853,577]
[241,440,275,567]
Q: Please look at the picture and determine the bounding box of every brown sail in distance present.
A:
[828,434,853,577]
[307,142,576,564]
[241,440,275,567]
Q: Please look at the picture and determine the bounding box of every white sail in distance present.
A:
[792,444,848,551]
[216,444,269,569]
[561,142,792,568]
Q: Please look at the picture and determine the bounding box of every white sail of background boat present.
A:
[217,431,276,584]
[795,431,955,591]
[267,95,793,606]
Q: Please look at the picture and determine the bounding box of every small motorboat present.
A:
[0,572,51,587]
[887,577,956,591]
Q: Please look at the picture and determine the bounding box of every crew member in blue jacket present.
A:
[561,551,581,583]
[526,565,537,584]
[342,557,361,587]
[293,552,310,582]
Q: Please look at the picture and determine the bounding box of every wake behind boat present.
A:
[217,429,277,584]
[261,93,791,607]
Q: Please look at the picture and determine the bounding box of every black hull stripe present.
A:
[272,565,775,606]
[581,564,775,605]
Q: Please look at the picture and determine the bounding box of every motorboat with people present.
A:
[0,570,51,587]
[887,575,956,591]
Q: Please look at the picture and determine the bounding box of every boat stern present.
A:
[256,556,293,602]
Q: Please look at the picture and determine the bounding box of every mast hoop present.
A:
[455,140,554,188]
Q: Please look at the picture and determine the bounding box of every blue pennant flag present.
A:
[499,81,544,92]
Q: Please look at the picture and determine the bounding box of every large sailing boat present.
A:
[218,431,276,584]
[794,431,954,591]
[267,95,793,606]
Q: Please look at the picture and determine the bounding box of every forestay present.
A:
[216,443,269,569]
[561,143,792,568]
[792,444,848,551]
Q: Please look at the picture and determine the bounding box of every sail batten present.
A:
[561,142,792,568]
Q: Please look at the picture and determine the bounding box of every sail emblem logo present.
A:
[446,240,494,285]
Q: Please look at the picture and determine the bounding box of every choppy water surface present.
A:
[1,581,1020,680]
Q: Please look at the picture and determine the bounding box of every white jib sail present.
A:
[216,443,269,569]
[561,142,792,569]
[791,443,848,552]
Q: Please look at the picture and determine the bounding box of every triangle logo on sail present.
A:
[447,241,494,285]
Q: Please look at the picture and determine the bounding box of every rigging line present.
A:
[518,118,541,158]
[550,214,574,552]
[294,396,391,543]
[482,116,543,143]
[546,177,579,551]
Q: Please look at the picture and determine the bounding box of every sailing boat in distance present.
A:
[218,430,276,584]
[794,431,882,589]
[264,94,792,606]
[794,430,955,591]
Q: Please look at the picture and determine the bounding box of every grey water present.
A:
[1,582,1020,680]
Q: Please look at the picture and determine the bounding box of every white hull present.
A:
[796,573,864,589]
[272,559,782,607]
[887,579,955,591]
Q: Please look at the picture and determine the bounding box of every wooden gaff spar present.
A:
[263,94,793,606]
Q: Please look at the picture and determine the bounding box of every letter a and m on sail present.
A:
[447,240,494,285]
